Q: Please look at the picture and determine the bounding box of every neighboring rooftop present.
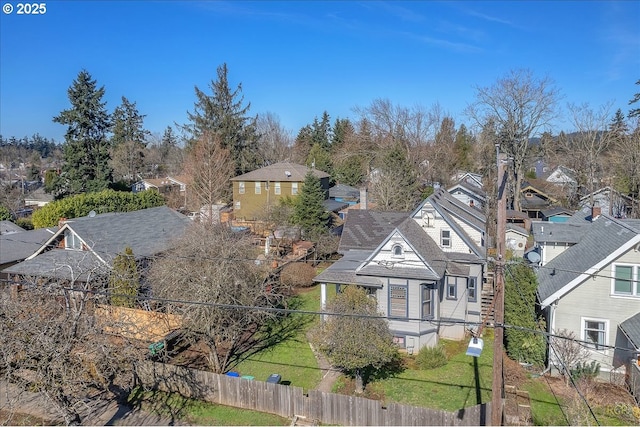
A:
[231,162,329,182]
[338,210,408,253]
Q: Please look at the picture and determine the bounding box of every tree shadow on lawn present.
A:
[225,296,316,370]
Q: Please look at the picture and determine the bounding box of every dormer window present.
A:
[392,244,403,258]
[64,230,82,250]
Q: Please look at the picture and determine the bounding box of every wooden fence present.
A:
[134,361,490,426]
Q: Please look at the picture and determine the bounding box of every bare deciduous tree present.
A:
[182,132,234,220]
[614,118,640,218]
[550,329,590,385]
[466,69,561,211]
[148,224,287,373]
[0,272,141,425]
[255,112,293,164]
[561,102,614,205]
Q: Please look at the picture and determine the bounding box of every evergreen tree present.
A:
[292,171,330,237]
[306,143,333,180]
[629,79,640,119]
[454,124,474,172]
[504,261,546,365]
[160,126,178,162]
[52,70,112,196]
[110,96,149,183]
[111,96,148,147]
[311,111,332,150]
[609,108,629,140]
[109,247,140,308]
[184,63,260,174]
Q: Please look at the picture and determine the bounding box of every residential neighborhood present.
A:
[1,2,640,423]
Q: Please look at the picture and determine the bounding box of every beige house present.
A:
[230,162,330,221]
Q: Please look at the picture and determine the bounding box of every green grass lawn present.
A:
[232,284,335,391]
[376,335,494,411]
[128,388,289,426]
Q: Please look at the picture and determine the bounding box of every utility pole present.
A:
[492,145,507,426]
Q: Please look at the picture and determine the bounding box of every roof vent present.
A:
[284,171,292,177]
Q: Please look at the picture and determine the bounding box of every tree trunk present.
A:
[355,369,364,394]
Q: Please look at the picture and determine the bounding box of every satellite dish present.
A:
[88,210,96,218]
[525,250,541,264]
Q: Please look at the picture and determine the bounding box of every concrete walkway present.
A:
[307,335,341,393]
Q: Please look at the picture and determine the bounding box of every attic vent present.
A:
[284,171,292,177]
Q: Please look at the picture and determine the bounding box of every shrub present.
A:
[280,262,317,288]
[570,360,600,382]
[416,344,448,370]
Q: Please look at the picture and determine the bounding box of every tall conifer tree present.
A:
[53,70,112,196]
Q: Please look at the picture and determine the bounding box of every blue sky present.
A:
[1,1,639,143]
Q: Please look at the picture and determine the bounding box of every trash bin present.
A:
[241,375,255,380]
[266,373,281,384]
[226,371,240,377]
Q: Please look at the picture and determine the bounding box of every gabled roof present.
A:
[323,199,349,213]
[329,183,360,199]
[3,206,191,280]
[338,210,408,253]
[537,216,640,307]
[230,162,329,182]
[506,223,529,237]
[356,218,447,281]
[579,186,634,204]
[0,226,58,264]
[544,165,577,183]
[541,206,574,218]
[447,181,487,200]
[620,313,640,350]
[313,250,384,287]
[414,188,486,258]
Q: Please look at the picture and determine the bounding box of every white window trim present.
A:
[391,244,404,258]
[441,229,451,248]
[64,230,82,250]
[291,182,298,195]
[274,182,281,195]
[238,181,245,194]
[255,181,261,194]
[581,316,609,353]
[611,263,639,297]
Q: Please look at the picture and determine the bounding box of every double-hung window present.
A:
[441,230,451,248]
[468,277,477,302]
[446,276,457,300]
[238,181,245,194]
[255,182,261,194]
[274,182,281,195]
[582,318,607,350]
[421,284,434,319]
[291,183,298,195]
[389,284,407,318]
[613,264,638,296]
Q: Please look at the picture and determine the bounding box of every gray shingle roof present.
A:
[531,221,584,244]
[397,218,447,278]
[2,207,190,279]
[447,181,487,200]
[338,210,408,253]
[537,216,640,305]
[230,162,329,182]
[62,206,191,258]
[3,248,107,281]
[313,250,384,287]
[329,184,360,199]
[0,220,25,234]
[0,227,58,264]
[423,189,486,258]
[620,313,640,350]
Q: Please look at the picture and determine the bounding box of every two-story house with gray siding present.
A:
[536,210,640,376]
[314,188,486,353]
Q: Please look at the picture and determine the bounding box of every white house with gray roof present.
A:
[536,212,640,376]
[314,188,487,352]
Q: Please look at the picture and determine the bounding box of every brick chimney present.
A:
[359,187,368,210]
[591,203,601,221]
